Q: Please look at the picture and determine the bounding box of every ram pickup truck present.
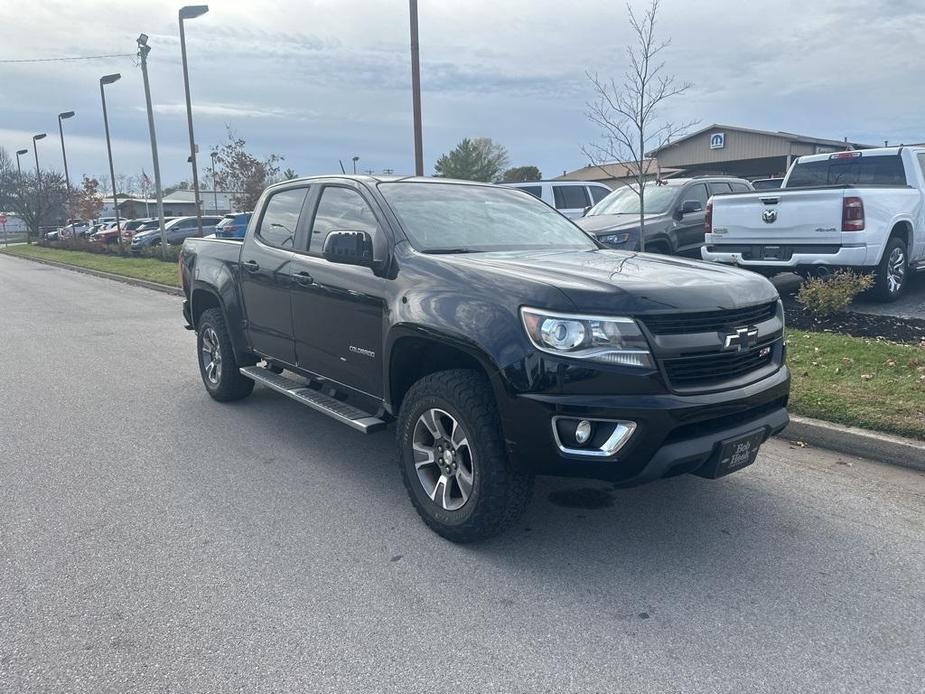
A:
[180,176,790,542]
[702,147,925,301]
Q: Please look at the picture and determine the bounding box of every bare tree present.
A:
[583,0,696,251]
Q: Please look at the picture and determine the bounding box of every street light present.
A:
[210,150,219,212]
[137,33,169,258]
[352,155,359,174]
[409,0,424,176]
[15,149,28,182]
[58,111,75,219]
[179,4,209,237]
[100,73,122,249]
[32,134,46,241]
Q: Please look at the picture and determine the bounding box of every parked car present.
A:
[501,180,612,219]
[58,221,88,239]
[215,212,252,239]
[119,218,156,243]
[575,176,753,256]
[90,221,124,244]
[179,175,790,542]
[131,215,223,250]
[751,178,784,190]
[703,146,925,301]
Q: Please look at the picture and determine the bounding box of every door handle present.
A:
[293,271,314,286]
[243,260,260,273]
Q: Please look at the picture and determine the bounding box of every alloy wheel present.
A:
[200,327,222,385]
[887,247,906,295]
[412,408,475,511]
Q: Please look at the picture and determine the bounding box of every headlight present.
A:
[598,232,630,246]
[521,308,654,368]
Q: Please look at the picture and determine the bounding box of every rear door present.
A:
[289,182,389,397]
[238,185,310,364]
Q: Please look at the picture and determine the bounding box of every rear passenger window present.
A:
[589,186,610,203]
[917,153,925,179]
[309,186,379,253]
[730,182,750,193]
[553,185,590,210]
[517,186,542,199]
[257,187,308,248]
[709,182,733,195]
[685,183,709,208]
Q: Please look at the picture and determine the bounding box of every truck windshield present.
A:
[786,154,907,187]
[587,183,677,216]
[378,182,597,253]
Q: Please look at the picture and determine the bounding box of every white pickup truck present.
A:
[702,147,925,301]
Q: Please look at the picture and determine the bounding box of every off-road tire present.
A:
[197,308,255,402]
[872,236,908,302]
[397,369,533,543]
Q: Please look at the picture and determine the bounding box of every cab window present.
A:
[309,186,379,253]
[257,187,308,249]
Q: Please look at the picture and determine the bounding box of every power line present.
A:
[0,54,135,64]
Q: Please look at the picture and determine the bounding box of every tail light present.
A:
[704,199,713,235]
[842,196,864,231]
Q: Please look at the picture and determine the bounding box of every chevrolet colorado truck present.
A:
[180,176,790,542]
[702,147,925,301]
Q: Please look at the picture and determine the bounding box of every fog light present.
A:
[575,420,593,445]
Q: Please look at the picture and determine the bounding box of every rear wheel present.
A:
[872,237,908,302]
[197,308,254,401]
[397,370,533,543]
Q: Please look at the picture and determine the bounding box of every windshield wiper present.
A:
[420,247,476,254]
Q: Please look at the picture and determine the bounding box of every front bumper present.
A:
[501,366,790,484]
[702,242,880,268]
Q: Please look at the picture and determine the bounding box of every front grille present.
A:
[662,341,776,389]
[641,301,777,335]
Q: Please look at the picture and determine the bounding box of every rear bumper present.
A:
[702,242,880,268]
[501,366,790,485]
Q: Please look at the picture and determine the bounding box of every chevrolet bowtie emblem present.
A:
[723,326,759,351]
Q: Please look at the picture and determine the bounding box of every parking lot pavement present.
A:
[772,270,925,320]
[1,253,924,693]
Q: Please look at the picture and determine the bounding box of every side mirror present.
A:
[679,199,703,216]
[323,230,374,267]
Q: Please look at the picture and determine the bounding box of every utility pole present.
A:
[179,5,209,238]
[137,34,168,258]
[409,0,424,176]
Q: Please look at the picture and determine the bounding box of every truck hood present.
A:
[441,248,779,313]
[574,213,657,233]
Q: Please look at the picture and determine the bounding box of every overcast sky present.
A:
[1,0,923,187]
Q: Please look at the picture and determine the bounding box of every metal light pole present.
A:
[57,111,75,220]
[15,149,27,183]
[409,0,424,176]
[100,73,123,250]
[179,4,209,237]
[137,34,169,259]
[32,134,46,243]
[352,156,359,174]
[210,151,218,212]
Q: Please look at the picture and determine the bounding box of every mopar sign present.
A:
[709,132,725,149]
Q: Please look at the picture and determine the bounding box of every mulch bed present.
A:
[784,301,925,345]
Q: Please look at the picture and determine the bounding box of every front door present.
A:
[289,183,388,398]
[238,186,309,365]
[674,182,709,253]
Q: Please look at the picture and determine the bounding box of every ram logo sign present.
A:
[709,132,726,149]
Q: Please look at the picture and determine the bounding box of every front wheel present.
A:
[397,370,533,543]
[197,308,255,401]
[872,237,908,302]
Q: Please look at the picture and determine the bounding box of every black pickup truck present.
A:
[180,176,790,542]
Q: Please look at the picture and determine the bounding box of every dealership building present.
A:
[558,124,874,187]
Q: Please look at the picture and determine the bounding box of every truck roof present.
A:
[795,145,924,165]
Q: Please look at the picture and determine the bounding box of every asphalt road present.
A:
[1,254,923,694]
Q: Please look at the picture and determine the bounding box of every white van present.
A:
[502,181,612,219]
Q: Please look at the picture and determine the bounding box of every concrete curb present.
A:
[779,415,925,472]
[0,251,182,296]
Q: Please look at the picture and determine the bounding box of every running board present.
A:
[240,366,386,434]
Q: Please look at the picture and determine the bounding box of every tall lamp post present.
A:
[179,4,209,237]
[100,73,122,250]
[210,151,219,212]
[32,133,47,242]
[15,149,28,182]
[409,0,424,176]
[352,156,359,174]
[57,111,75,219]
[137,33,169,258]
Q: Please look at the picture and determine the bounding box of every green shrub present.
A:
[796,271,874,318]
